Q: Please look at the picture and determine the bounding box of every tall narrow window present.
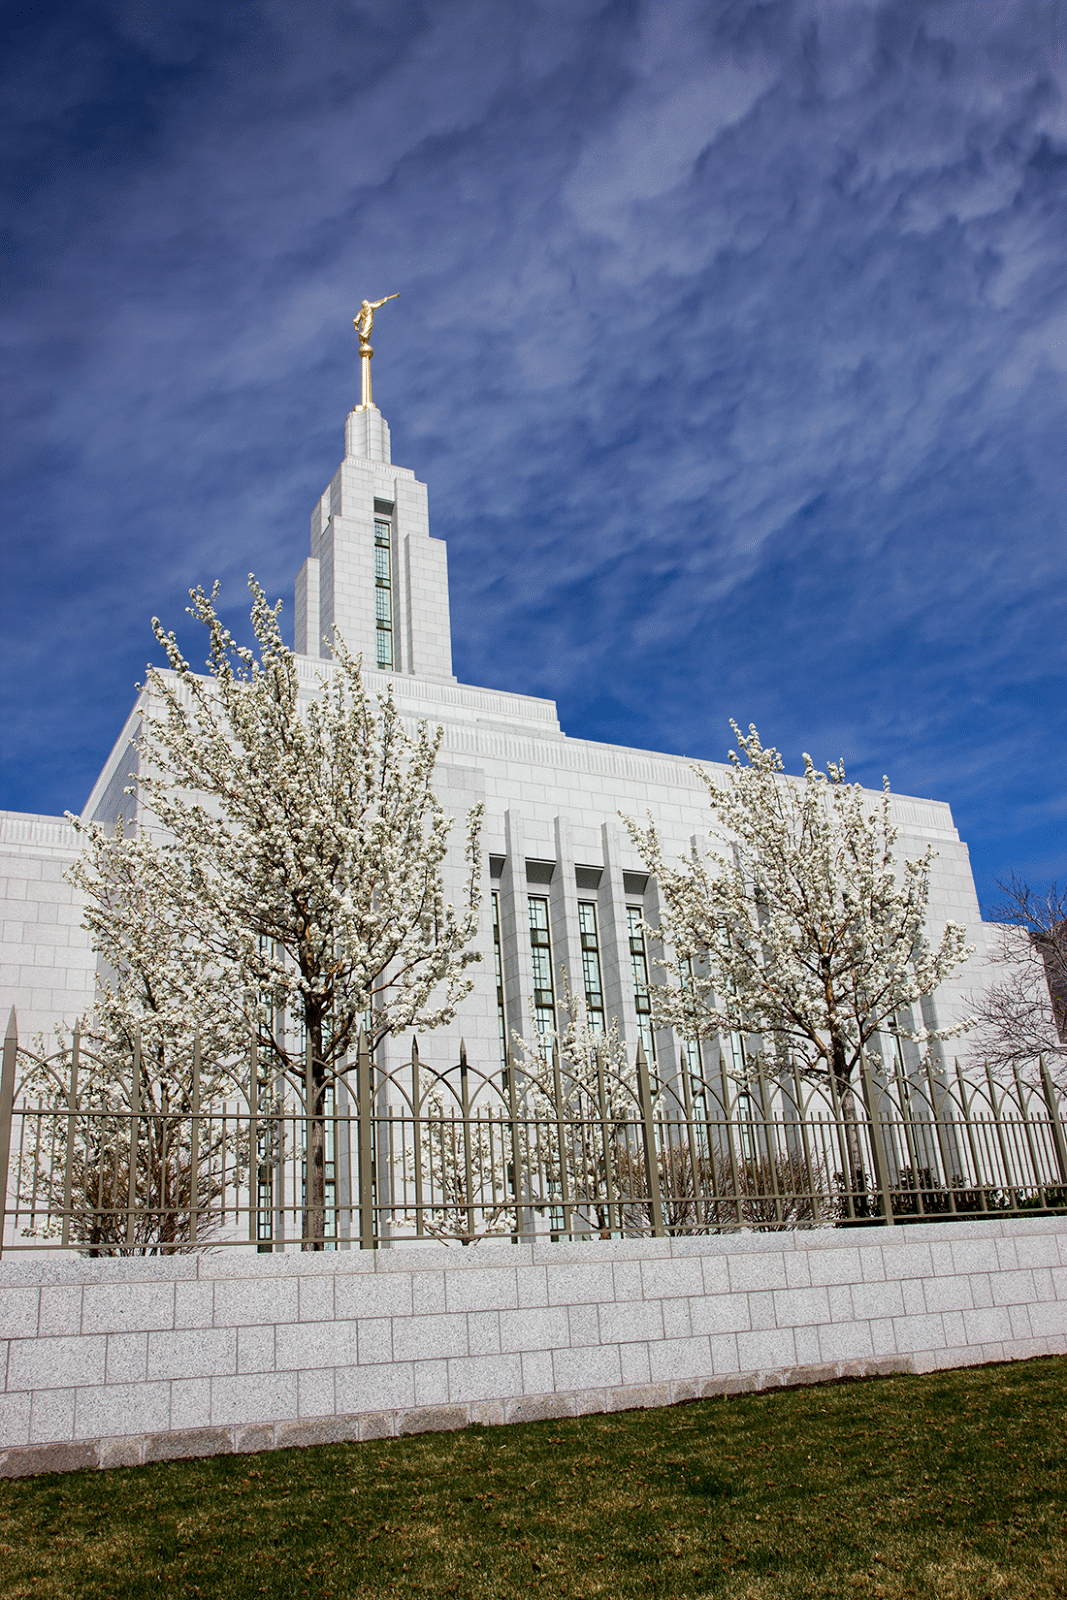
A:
[492,890,507,1067]
[627,905,655,1062]
[528,897,555,1038]
[577,902,605,1033]
[374,517,393,669]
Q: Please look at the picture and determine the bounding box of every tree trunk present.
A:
[302,1020,328,1250]
[832,1033,868,1215]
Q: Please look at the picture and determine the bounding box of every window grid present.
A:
[374,518,393,669]
[577,901,605,1033]
[627,905,655,1062]
[528,896,555,1038]
[492,891,507,1067]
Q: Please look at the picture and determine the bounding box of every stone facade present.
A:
[1,1219,1064,1477]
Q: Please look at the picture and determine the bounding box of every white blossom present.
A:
[65,577,483,1248]
[622,722,974,1092]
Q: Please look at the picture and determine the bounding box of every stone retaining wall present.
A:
[2,1217,1064,1478]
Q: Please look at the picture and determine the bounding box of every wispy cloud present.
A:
[1,0,1064,899]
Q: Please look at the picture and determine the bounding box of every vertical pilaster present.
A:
[600,822,640,1050]
[550,817,581,1010]
[294,558,320,657]
[500,811,534,1050]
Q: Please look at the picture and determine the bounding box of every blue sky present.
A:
[1,0,1064,909]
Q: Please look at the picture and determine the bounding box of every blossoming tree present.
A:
[622,723,974,1110]
[68,579,483,1248]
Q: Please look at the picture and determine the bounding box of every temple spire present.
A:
[353,293,399,410]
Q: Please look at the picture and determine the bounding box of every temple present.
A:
[0,386,990,1075]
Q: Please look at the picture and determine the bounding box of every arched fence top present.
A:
[1,1008,1064,1256]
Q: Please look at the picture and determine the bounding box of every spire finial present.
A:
[353,294,399,410]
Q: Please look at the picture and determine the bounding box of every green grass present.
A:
[1,1356,1065,1599]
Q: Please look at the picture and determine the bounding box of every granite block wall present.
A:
[1,1218,1064,1478]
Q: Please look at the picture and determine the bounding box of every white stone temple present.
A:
[0,388,991,1071]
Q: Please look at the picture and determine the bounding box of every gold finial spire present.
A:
[353,293,399,410]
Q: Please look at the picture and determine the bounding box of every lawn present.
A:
[0,1355,1064,1599]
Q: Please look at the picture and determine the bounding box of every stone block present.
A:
[170,1378,211,1432]
[818,1320,875,1363]
[444,1267,517,1313]
[336,1364,415,1415]
[597,1300,663,1346]
[144,1427,234,1464]
[618,1341,652,1387]
[950,1238,1001,1275]
[736,1327,796,1372]
[783,1252,813,1289]
[358,1411,398,1441]
[498,1305,569,1353]
[275,1320,358,1372]
[210,1372,298,1429]
[520,1348,554,1394]
[81,1281,174,1335]
[551,1344,622,1393]
[392,1312,468,1362]
[105,1332,148,1384]
[298,1275,335,1323]
[849,1280,905,1321]
[398,1404,469,1436]
[446,1353,523,1404]
[0,1288,38,1340]
[234,1424,275,1456]
[804,1248,862,1286]
[689,1294,751,1337]
[237,1324,275,1374]
[514,1266,548,1309]
[892,1313,946,1353]
[1028,1301,1067,1339]
[467,1310,502,1356]
[334,1273,414,1321]
[662,1298,693,1340]
[639,1257,704,1300]
[413,1359,450,1406]
[923,1275,975,1314]
[8,1333,105,1392]
[98,1436,143,1469]
[214,1277,297,1328]
[990,1270,1037,1306]
[411,1271,447,1315]
[882,1242,934,1280]
[298,1367,336,1419]
[747,1290,777,1329]
[545,1262,615,1305]
[29,1387,75,1445]
[1013,1233,1062,1268]
[611,1261,644,1301]
[1007,1304,1034,1342]
[174,1280,214,1329]
[901,1278,927,1315]
[504,1392,575,1424]
[648,1335,713,1384]
[793,1324,822,1367]
[147,1327,236,1381]
[275,1415,360,1451]
[567,1302,600,1347]
[772,1286,832,1327]
[37,1286,82,1337]
[0,1440,98,1478]
[356,1317,394,1365]
[0,1392,32,1450]
[75,1381,171,1441]
[726,1252,788,1293]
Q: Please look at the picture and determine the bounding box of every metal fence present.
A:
[2,1010,1066,1255]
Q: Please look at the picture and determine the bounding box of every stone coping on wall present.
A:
[1,1218,1064,1479]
